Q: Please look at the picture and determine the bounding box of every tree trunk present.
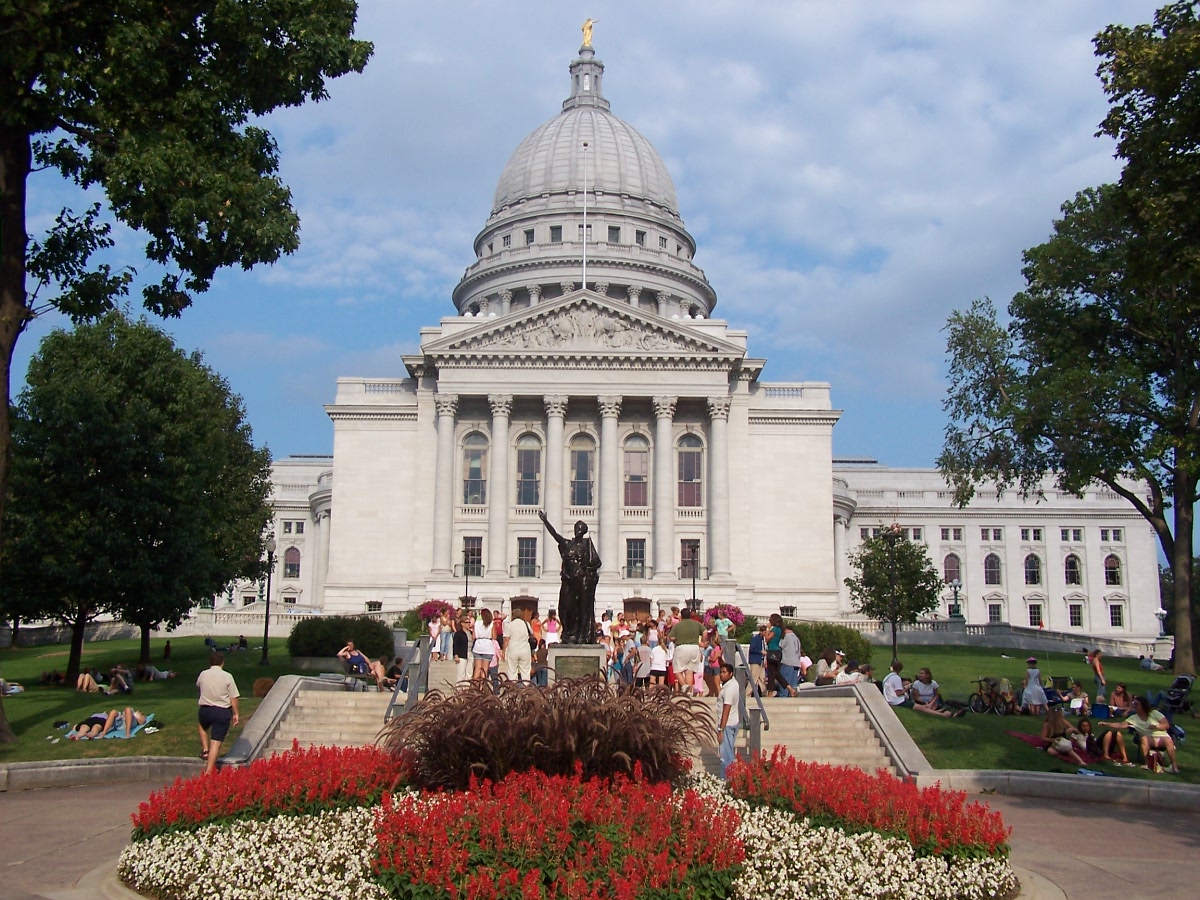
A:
[890,617,899,667]
[0,125,33,561]
[139,624,152,663]
[1173,477,1196,675]
[0,696,15,743]
[64,609,88,686]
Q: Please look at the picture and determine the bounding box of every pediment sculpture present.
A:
[457,305,706,354]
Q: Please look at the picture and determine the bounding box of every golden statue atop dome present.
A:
[581,18,597,48]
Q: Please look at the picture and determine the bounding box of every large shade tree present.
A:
[941,3,1200,674]
[845,524,944,665]
[2,311,273,695]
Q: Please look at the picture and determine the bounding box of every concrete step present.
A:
[279,711,390,727]
[294,694,393,707]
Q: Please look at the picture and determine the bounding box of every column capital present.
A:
[488,394,513,418]
[560,280,576,294]
[499,288,513,302]
[598,395,623,418]
[543,395,569,418]
[707,396,731,421]
[652,395,677,420]
[526,283,542,301]
[434,393,459,417]
[594,281,609,296]
[627,284,643,304]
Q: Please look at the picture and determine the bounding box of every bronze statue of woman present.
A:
[539,510,601,644]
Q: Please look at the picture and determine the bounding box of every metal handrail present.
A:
[728,639,769,755]
[384,635,431,723]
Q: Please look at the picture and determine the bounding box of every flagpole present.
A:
[582,140,588,290]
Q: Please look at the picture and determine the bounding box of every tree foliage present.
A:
[940,3,1200,674]
[844,526,944,664]
[0,1,371,547]
[1,311,273,679]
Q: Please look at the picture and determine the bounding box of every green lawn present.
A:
[0,635,299,763]
[887,644,1198,784]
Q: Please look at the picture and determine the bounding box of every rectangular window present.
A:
[678,449,703,507]
[502,234,511,248]
[1101,528,1123,542]
[941,528,950,541]
[659,236,668,249]
[524,229,535,246]
[635,230,646,247]
[463,449,486,505]
[517,537,538,578]
[624,448,648,507]
[1112,528,1122,542]
[282,521,292,534]
[1028,604,1043,628]
[980,528,988,541]
[625,539,646,579]
[1069,604,1084,628]
[577,223,592,241]
[871,527,882,538]
[988,604,1003,624]
[608,225,621,243]
[861,528,871,540]
[982,527,1002,542]
[1065,527,1082,542]
[570,449,594,506]
[681,539,701,578]
[463,537,483,577]
[550,225,562,243]
[953,527,962,541]
[1100,528,1108,542]
[516,447,541,506]
[1110,604,1124,628]
[284,595,298,606]
[911,527,922,541]
[294,521,304,535]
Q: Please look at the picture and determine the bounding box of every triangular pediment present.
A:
[422,291,744,360]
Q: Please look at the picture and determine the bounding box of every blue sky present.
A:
[18,0,1164,466]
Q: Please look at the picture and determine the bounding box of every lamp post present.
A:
[949,578,962,619]
[685,549,702,615]
[259,537,276,666]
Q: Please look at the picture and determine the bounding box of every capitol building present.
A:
[232,42,1162,644]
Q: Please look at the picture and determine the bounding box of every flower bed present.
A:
[132,743,400,839]
[119,748,1017,900]
[727,748,1010,859]
[703,603,746,628]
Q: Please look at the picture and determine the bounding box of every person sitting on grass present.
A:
[76,670,104,693]
[1042,709,1086,766]
[1108,682,1134,715]
[1065,680,1090,716]
[68,707,147,740]
[882,660,913,707]
[1098,696,1180,774]
[910,667,966,717]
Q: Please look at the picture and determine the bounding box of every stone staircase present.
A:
[257,684,898,779]
[260,690,393,757]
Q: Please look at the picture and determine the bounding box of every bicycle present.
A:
[969,676,1015,715]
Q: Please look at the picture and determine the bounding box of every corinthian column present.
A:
[707,396,732,577]
[652,396,676,580]
[598,395,622,576]
[487,394,513,577]
[834,515,849,613]
[432,393,459,574]
[543,395,567,572]
[314,511,331,607]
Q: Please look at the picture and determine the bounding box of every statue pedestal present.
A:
[547,644,608,683]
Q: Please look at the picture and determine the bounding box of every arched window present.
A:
[283,547,301,579]
[1024,554,1041,586]
[1064,554,1082,586]
[943,553,961,584]
[677,435,703,507]
[462,433,488,505]
[623,435,649,507]
[984,553,1002,585]
[1105,554,1122,586]
[515,434,541,506]
[569,435,595,506]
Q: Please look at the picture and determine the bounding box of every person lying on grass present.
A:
[68,707,147,740]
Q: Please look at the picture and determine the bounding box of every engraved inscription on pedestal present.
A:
[555,653,601,680]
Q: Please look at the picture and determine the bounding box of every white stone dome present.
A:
[492,105,679,214]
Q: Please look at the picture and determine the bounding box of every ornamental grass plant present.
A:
[377,677,713,790]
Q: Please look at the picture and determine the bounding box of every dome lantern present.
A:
[563,45,610,112]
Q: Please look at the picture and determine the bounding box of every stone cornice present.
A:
[748,413,842,426]
[325,408,419,422]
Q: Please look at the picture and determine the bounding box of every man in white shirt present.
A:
[196,652,240,774]
[882,660,912,708]
[716,662,741,778]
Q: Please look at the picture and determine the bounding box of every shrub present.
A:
[131,743,402,840]
[787,619,873,665]
[252,676,275,698]
[286,614,394,659]
[373,768,743,900]
[726,749,1010,859]
[732,614,759,643]
[378,678,711,790]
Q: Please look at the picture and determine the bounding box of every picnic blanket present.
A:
[100,712,156,739]
[1006,729,1103,765]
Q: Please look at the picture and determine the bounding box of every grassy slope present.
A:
[3,638,1194,785]
[885,644,1198,784]
[0,635,303,763]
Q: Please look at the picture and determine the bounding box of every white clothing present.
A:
[650,644,668,671]
[505,618,532,680]
[882,672,907,706]
[472,620,493,656]
[196,666,239,708]
[717,677,741,728]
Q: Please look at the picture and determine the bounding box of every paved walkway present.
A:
[2,779,1198,899]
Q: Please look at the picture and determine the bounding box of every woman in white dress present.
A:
[1022,656,1049,716]
[471,609,494,681]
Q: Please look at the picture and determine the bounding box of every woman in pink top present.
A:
[544,610,561,644]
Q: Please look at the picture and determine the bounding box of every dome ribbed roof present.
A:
[492,106,678,214]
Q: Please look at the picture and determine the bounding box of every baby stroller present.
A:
[1151,674,1195,725]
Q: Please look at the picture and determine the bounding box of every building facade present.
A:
[233,42,1163,644]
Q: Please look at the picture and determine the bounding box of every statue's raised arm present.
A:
[538,509,566,547]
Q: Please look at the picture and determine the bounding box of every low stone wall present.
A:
[846,619,1172,659]
[0,620,139,649]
